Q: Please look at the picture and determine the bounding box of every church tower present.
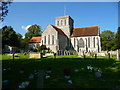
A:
[55,16,74,38]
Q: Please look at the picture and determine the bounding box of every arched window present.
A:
[93,37,95,48]
[44,36,46,44]
[65,19,66,25]
[61,20,63,25]
[48,35,50,45]
[88,38,90,48]
[74,38,75,47]
[79,38,84,48]
[57,21,59,26]
[52,35,54,45]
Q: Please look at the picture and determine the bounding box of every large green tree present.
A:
[25,24,42,40]
[115,27,120,49]
[100,30,116,51]
[1,26,19,47]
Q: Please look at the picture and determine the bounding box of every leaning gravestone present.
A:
[117,49,120,60]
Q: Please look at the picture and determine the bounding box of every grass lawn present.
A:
[2,53,120,89]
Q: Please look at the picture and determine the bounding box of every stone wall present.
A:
[42,24,58,52]
[29,52,41,58]
[71,36,101,53]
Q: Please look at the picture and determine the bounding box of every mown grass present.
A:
[1,53,120,89]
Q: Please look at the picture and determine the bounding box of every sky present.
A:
[2,2,118,36]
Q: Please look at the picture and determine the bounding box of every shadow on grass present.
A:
[2,56,120,89]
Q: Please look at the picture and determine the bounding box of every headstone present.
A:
[117,49,120,60]
[95,53,97,59]
[87,66,93,72]
[64,75,71,79]
[108,53,110,60]
[19,70,24,74]
[54,53,56,59]
[67,80,72,85]
[2,80,9,86]
[28,74,34,79]
[19,81,30,89]
[74,69,79,72]
[45,74,50,79]
[3,68,8,73]
[46,67,52,73]
[95,72,102,78]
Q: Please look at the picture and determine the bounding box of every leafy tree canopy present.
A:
[100,30,116,51]
[25,24,42,40]
[1,26,19,47]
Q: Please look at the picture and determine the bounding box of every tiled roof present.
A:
[51,25,67,37]
[29,36,42,43]
[71,26,99,37]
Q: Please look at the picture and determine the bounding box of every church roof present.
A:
[71,26,99,37]
[51,25,67,37]
[29,36,42,43]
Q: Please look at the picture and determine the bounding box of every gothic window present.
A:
[52,35,54,45]
[65,19,66,25]
[48,35,50,45]
[44,36,46,44]
[93,37,95,48]
[57,21,59,26]
[74,38,75,47]
[88,38,90,48]
[61,20,63,25]
[79,38,84,48]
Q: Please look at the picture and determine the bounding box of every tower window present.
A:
[61,20,63,25]
[57,21,59,26]
[65,19,66,25]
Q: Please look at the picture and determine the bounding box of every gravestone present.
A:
[117,49,120,60]
[95,72,102,78]
[2,80,9,86]
[74,69,79,72]
[95,53,97,59]
[108,53,110,60]
[67,80,72,85]
[19,81,30,89]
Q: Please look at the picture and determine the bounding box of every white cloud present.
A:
[21,25,31,30]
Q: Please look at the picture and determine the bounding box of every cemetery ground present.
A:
[2,53,120,89]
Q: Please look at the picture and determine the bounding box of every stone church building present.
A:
[42,15,101,53]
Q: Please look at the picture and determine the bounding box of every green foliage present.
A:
[1,26,20,47]
[38,45,47,52]
[100,30,116,51]
[115,27,120,49]
[25,24,42,40]
[2,53,120,89]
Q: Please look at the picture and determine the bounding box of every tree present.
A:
[38,45,47,52]
[0,0,13,22]
[115,27,120,49]
[100,30,116,51]
[1,26,19,47]
[16,33,22,40]
[25,24,42,40]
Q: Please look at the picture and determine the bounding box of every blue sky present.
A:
[2,2,118,36]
